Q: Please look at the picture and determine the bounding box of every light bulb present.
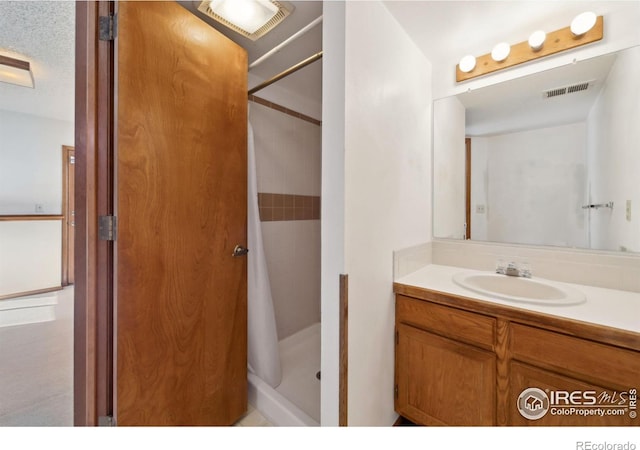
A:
[528,30,546,51]
[459,55,476,73]
[491,42,510,62]
[571,11,597,36]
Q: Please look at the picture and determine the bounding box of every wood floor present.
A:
[0,287,73,426]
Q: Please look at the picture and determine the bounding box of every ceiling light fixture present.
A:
[0,55,34,88]
[198,0,293,41]
[456,14,603,82]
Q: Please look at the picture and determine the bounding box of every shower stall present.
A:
[245,21,323,424]
[247,107,322,426]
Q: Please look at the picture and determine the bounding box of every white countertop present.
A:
[395,264,640,334]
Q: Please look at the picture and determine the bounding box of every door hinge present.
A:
[69,155,75,165]
[395,330,399,345]
[98,215,117,241]
[99,14,118,41]
[98,415,115,426]
[394,385,399,399]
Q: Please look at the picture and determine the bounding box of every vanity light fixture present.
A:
[458,55,477,73]
[0,55,34,88]
[571,11,597,36]
[491,42,511,62]
[528,30,546,51]
[456,13,603,82]
[198,0,293,41]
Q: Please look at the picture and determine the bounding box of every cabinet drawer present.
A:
[396,295,495,349]
[510,323,640,388]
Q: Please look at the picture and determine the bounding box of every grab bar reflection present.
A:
[581,201,614,210]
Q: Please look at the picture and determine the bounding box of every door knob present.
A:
[232,245,249,257]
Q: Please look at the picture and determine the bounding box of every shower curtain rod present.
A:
[247,51,323,95]
[249,15,323,70]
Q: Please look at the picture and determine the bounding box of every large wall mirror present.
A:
[433,45,640,254]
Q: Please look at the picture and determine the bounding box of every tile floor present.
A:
[234,404,272,426]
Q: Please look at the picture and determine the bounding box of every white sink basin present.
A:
[452,272,586,306]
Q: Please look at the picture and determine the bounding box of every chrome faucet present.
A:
[496,260,532,278]
[505,262,520,277]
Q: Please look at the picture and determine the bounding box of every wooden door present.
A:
[396,323,496,425]
[62,146,75,285]
[114,1,248,426]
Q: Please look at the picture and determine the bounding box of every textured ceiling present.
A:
[0,1,322,123]
[0,1,75,122]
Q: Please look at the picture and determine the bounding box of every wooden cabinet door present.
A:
[396,323,496,425]
[114,1,247,426]
[509,361,637,426]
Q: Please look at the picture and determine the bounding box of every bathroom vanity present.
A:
[393,265,640,426]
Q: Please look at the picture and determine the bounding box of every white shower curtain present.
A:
[247,119,282,388]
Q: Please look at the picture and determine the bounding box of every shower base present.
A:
[248,322,320,426]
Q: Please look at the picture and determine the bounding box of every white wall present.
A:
[0,109,71,296]
[470,137,489,240]
[434,2,640,98]
[250,102,321,340]
[320,0,346,426]
[343,1,431,426]
[587,46,640,252]
[480,123,588,248]
[0,109,73,214]
[0,220,62,296]
[433,96,466,239]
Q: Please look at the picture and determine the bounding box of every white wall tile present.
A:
[250,102,322,340]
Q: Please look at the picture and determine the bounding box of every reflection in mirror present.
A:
[433,46,640,253]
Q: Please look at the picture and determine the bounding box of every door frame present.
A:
[62,145,75,286]
[465,137,471,240]
[74,0,114,426]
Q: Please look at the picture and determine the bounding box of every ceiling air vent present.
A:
[545,87,567,98]
[543,80,593,99]
[567,82,590,93]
